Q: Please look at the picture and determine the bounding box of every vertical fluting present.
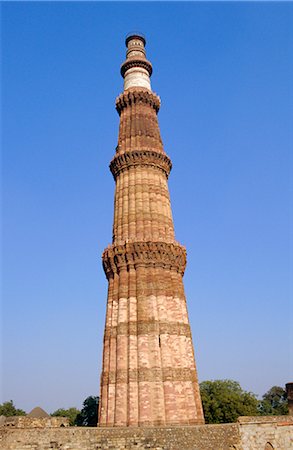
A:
[128,266,138,426]
[99,34,204,427]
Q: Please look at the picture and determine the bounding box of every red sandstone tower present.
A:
[99,34,204,427]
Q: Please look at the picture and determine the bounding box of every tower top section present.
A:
[125,32,146,47]
[120,32,152,91]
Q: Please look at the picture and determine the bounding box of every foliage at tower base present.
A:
[75,396,99,427]
[200,380,259,423]
[51,396,99,426]
[258,386,288,415]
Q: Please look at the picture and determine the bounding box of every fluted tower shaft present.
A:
[99,34,204,427]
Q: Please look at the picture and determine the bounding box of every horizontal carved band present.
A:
[116,89,160,115]
[102,241,186,278]
[104,321,191,339]
[110,150,172,179]
[101,368,197,385]
[120,58,153,78]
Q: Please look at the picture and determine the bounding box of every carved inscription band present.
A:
[101,367,198,385]
[120,58,153,79]
[102,241,187,278]
[116,89,160,115]
[110,150,172,180]
[104,321,191,338]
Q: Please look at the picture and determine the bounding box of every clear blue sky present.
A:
[2,2,292,413]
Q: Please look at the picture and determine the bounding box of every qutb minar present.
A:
[99,34,204,427]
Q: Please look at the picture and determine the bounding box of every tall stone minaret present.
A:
[99,33,204,427]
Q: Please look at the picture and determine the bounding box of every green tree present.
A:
[75,396,99,426]
[51,407,80,426]
[200,379,259,423]
[0,400,26,417]
[258,386,288,415]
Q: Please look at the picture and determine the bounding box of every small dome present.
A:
[28,407,49,418]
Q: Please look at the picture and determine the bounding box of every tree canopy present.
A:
[0,401,26,417]
[75,396,99,427]
[200,379,259,423]
[258,386,288,416]
[51,407,80,426]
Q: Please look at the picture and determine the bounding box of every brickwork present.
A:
[1,418,292,449]
[99,34,204,427]
[0,424,240,450]
[238,416,293,449]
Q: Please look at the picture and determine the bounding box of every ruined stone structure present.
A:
[0,416,69,429]
[99,33,204,427]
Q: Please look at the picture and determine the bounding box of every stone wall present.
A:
[1,417,292,450]
[238,415,293,449]
[0,424,239,450]
[0,416,69,428]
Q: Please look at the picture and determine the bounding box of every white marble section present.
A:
[124,67,151,91]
